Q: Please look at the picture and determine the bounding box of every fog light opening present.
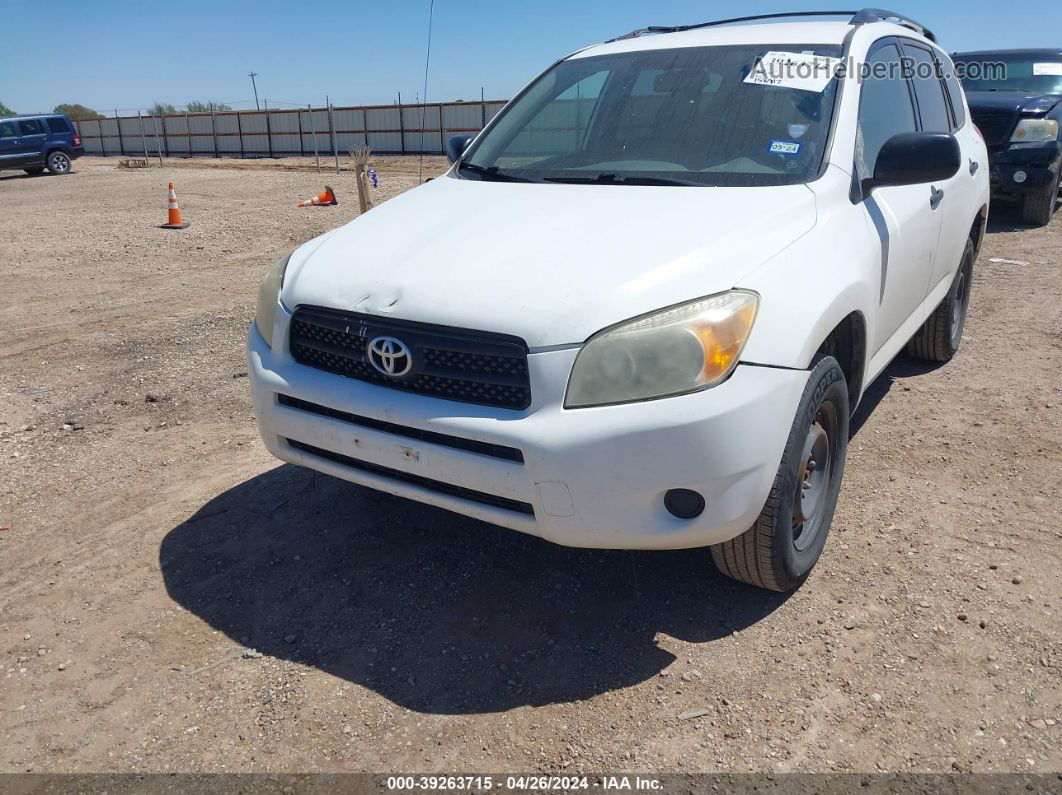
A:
[664,489,705,520]
[1013,170,1028,184]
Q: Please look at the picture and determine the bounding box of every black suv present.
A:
[952,49,1062,225]
[0,113,85,176]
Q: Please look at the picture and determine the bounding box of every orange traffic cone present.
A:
[160,182,191,229]
[297,185,337,207]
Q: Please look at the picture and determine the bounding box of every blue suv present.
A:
[0,113,85,176]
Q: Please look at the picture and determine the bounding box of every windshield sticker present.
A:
[1033,62,1062,76]
[768,140,802,156]
[744,51,841,93]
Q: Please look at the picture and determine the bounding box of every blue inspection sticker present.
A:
[768,140,802,156]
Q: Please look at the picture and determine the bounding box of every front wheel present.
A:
[711,355,849,591]
[1021,166,1060,227]
[46,151,72,175]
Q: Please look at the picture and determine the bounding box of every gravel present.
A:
[0,157,1059,775]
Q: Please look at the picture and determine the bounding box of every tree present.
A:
[53,103,105,121]
[149,102,179,116]
[0,100,15,116]
[185,100,232,113]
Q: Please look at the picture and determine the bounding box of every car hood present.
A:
[282,174,817,348]
[966,90,1062,115]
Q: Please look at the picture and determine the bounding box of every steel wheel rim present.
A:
[793,412,833,551]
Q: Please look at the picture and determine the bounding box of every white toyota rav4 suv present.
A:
[249,10,989,591]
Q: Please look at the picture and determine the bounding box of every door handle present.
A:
[969,159,979,176]
[930,186,944,209]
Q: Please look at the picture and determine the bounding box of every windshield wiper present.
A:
[542,173,698,187]
[457,162,539,183]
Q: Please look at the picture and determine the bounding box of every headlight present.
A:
[255,251,292,348]
[565,290,759,408]
[1011,118,1059,143]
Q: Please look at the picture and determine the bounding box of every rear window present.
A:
[18,119,44,135]
[47,117,71,133]
[903,45,951,133]
[939,56,967,130]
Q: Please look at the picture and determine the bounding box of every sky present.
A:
[0,0,1058,115]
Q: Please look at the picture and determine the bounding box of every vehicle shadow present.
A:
[984,199,1055,233]
[160,465,791,714]
[850,354,941,438]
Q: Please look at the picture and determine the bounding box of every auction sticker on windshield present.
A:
[1033,62,1062,76]
[745,50,841,92]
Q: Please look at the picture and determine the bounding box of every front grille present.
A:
[971,111,1017,148]
[286,439,535,516]
[278,394,524,463]
[289,306,532,410]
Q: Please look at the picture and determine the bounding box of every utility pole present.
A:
[249,72,260,110]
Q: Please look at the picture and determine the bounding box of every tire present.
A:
[45,150,72,175]
[1021,165,1060,227]
[711,355,849,591]
[23,167,44,176]
[906,237,974,363]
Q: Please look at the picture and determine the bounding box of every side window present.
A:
[18,119,44,135]
[939,56,967,130]
[0,120,16,138]
[904,45,951,132]
[47,117,71,134]
[857,43,918,178]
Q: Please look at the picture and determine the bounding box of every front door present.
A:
[857,40,942,354]
[0,119,25,168]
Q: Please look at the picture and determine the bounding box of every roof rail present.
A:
[849,8,936,42]
[608,8,936,44]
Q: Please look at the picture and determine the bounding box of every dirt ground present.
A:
[0,156,1059,775]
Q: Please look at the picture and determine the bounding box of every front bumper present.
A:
[988,141,1061,194]
[248,310,809,550]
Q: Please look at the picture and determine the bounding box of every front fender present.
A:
[737,170,879,375]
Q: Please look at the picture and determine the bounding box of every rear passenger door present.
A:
[857,39,941,354]
[16,118,47,163]
[0,120,23,167]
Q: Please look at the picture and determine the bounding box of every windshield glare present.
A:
[460,44,843,187]
[955,56,1062,95]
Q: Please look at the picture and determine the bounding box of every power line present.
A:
[418,0,435,184]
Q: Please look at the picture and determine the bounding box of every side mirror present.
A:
[446,134,474,164]
[867,132,961,191]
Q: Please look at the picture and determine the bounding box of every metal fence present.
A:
[73,100,509,158]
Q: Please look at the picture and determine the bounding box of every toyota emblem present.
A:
[366,335,413,377]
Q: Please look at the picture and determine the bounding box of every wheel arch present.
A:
[813,311,867,413]
[970,204,988,256]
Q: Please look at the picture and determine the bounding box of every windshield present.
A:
[954,55,1062,95]
[458,44,843,187]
